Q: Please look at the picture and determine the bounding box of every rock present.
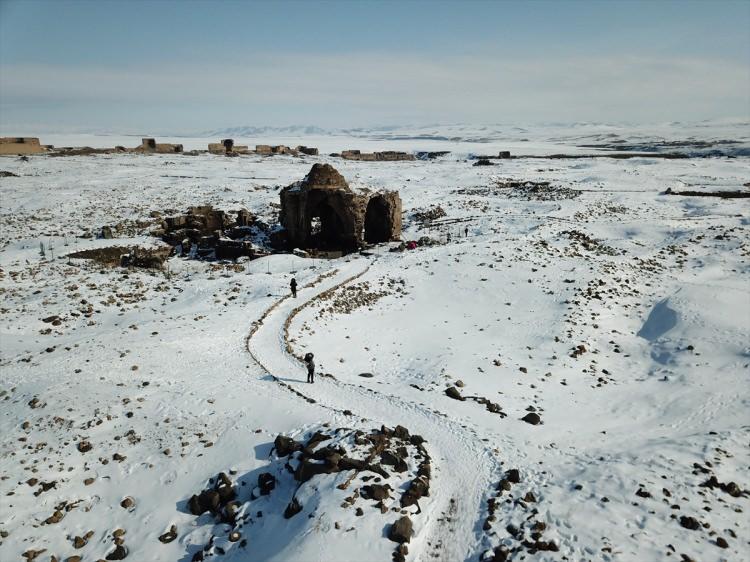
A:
[409,435,425,446]
[521,412,541,425]
[358,373,375,378]
[635,488,651,499]
[388,516,413,544]
[45,510,64,524]
[679,516,701,530]
[274,434,301,457]
[120,497,135,509]
[455,380,465,387]
[355,507,364,516]
[445,386,465,401]
[188,489,221,515]
[158,525,177,544]
[65,556,82,562]
[716,537,728,548]
[380,450,408,472]
[284,498,303,519]
[363,484,391,501]
[73,535,87,548]
[106,545,128,560]
[505,469,521,484]
[393,425,410,440]
[295,459,330,482]
[523,491,536,503]
[77,440,93,453]
[258,473,276,495]
[22,550,46,561]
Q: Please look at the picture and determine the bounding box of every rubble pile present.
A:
[183,425,431,562]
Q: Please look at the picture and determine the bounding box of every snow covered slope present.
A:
[0,124,748,562]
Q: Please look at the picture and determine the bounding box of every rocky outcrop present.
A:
[279,164,402,252]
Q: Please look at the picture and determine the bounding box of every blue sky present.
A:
[1,0,748,133]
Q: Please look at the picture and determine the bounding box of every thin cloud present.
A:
[1,52,748,130]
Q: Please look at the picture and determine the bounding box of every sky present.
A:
[0,0,749,134]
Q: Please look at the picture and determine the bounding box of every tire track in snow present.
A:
[246,256,503,562]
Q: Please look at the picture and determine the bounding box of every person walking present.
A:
[290,277,297,298]
[464,226,469,238]
[304,352,315,383]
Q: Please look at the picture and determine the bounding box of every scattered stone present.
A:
[521,412,541,425]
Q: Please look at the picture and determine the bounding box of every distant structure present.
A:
[279,163,401,252]
[133,138,183,154]
[339,150,415,161]
[0,137,48,155]
[208,139,249,155]
[255,145,319,156]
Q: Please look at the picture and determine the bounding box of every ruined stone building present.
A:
[134,138,183,154]
[0,137,47,155]
[208,139,249,155]
[279,164,401,252]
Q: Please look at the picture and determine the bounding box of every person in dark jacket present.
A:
[290,277,297,298]
[304,352,315,383]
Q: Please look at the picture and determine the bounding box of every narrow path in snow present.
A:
[246,256,503,562]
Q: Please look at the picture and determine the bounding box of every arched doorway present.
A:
[364,196,391,243]
[308,201,347,249]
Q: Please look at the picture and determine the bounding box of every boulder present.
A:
[445,386,465,401]
[258,473,276,495]
[388,516,413,544]
[274,435,301,457]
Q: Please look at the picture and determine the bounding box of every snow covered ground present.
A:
[0,124,748,562]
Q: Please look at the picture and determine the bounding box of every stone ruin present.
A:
[255,144,319,156]
[208,139,250,155]
[278,164,401,252]
[0,137,48,155]
[155,205,266,260]
[339,149,415,161]
[133,137,183,154]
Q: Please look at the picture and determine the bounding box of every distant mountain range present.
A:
[203,125,331,137]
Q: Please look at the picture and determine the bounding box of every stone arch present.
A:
[307,199,348,249]
[364,195,392,243]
